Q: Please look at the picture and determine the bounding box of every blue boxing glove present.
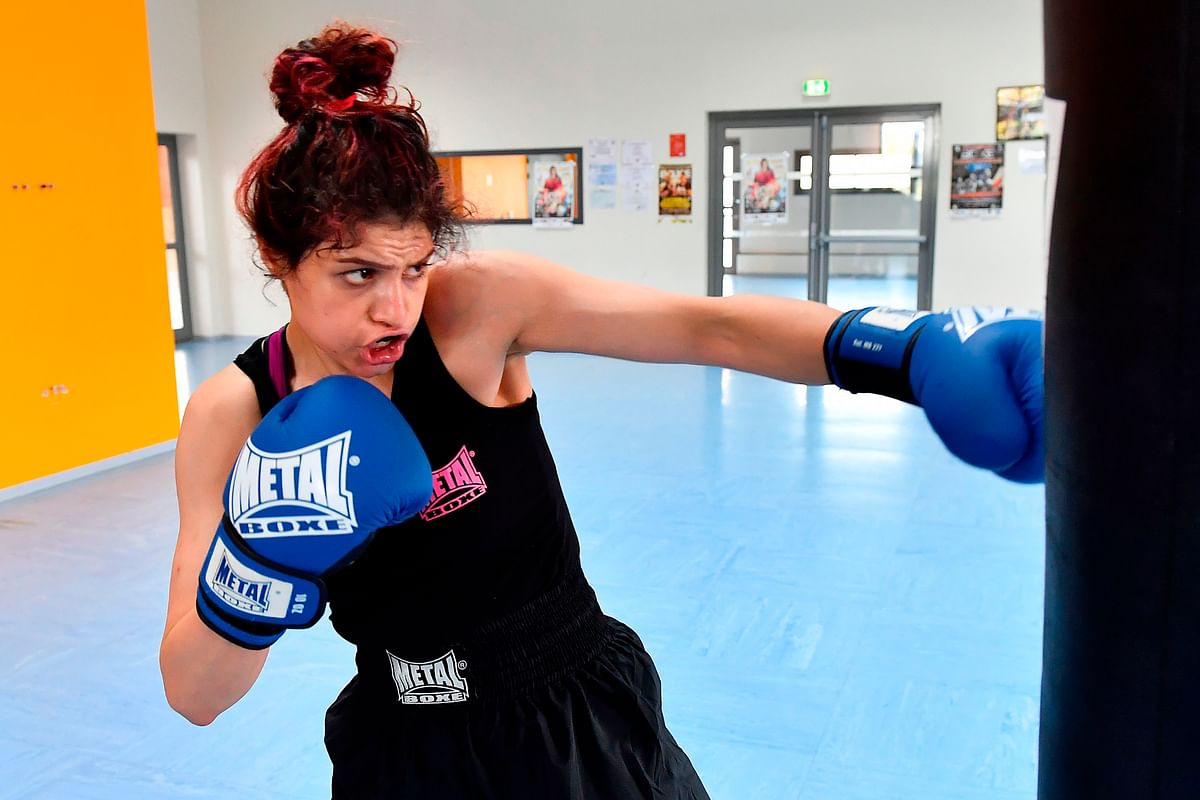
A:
[824,306,1044,483]
[196,376,432,649]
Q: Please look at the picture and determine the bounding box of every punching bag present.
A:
[1041,1,1200,798]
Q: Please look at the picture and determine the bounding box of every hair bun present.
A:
[270,22,398,123]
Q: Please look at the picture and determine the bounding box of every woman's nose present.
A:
[369,275,407,325]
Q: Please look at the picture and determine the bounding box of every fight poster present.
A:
[950,144,1004,217]
[531,160,575,228]
[658,164,692,216]
[996,85,1046,141]
[741,152,789,224]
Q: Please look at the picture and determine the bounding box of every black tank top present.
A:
[233,317,585,656]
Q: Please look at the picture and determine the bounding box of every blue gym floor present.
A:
[0,277,1044,799]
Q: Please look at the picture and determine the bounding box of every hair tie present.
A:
[325,94,356,113]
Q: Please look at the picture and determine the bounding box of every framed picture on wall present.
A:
[996,85,1046,141]
[433,147,584,225]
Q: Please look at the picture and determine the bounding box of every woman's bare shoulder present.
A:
[176,365,263,482]
[428,248,522,289]
[425,249,533,320]
[181,364,261,428]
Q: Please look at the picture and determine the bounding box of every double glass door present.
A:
[708,105,939,311]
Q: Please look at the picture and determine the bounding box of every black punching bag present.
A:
[1041,1,1200,798]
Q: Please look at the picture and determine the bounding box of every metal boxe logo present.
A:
[387,650,470,705]
[420,445,487,522]
[227,431,358,538]
[210,551,272,613]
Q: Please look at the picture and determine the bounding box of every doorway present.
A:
[708,105,940,311]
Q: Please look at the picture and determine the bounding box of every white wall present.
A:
[145,0,229,336]
[148,0,1046,336]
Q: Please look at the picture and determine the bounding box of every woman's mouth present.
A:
[362,334,407,365]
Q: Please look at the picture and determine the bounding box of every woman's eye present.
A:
[344,268,374,285]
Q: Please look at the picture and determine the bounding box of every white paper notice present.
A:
[622,165,656,212]
[589,188,617,210]
[587,138,619,210]
[1018,143,1047,175]
[590,163,618,187]
[588,138,618,163]
[621,139,653,166]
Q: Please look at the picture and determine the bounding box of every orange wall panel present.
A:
[0,1,180,489]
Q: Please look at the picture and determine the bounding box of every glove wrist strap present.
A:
[195,517,327,650]
[824,307,933,405]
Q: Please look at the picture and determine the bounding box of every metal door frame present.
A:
[707,104,940,309]
[158,133,194,342]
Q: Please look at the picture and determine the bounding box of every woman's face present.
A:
[549,166,558,177]
[281,217,435,378]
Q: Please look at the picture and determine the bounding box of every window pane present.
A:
[454,154,530,220]
[158,145,176,245]
[165,248,184,330]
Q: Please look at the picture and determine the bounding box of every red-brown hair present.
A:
[236,22,463,276]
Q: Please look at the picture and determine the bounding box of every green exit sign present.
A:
[803,79,830,96]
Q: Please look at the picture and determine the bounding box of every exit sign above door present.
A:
[803,79,831,96]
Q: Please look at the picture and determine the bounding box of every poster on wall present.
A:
[658,164,692,216]
[996,85,1046,141]
[740,152,790,224]
[950,143,1004,217]
[531,160,575,228]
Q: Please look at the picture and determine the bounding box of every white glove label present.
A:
[860,307,930,332]
[205,539,294,620]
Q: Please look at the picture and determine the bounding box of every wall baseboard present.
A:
[0,440,178,505]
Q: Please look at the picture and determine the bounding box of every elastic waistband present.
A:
[355,573,610,706]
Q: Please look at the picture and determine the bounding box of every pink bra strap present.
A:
[266,327,288,399]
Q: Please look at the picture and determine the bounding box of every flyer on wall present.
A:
[740,152,790,224]
[531,160,575,228]
[996,85,1046,141]
[658,164,692,216]
[623,165,656,213]
[950,144,1004,217]
[587,138,618,190]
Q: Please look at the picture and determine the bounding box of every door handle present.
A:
[816,233,927,246]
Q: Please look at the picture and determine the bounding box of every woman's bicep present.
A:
[441,251,835,382]
[496,252,839,383]
[498,253,717,365]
